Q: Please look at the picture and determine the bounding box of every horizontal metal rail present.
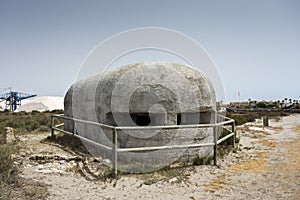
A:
[52,114,115,129]
[217,132,235,145]
[115,123,214,130]
[55,123,64,128]
[222,127,233,133]
[220,115,234,121]
[51,114,235,177]
[117,142,215,152]
[52,126,112,151]
[52,113,233,130]
[216,119,234,126]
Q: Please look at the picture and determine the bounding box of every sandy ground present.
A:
[17,114,300,199]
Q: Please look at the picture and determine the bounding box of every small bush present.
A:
[226,112,259,125]
[0,124,5,144]
[229,114,246,125]
[31,110,40,115]
[50,109,64,114]
[5,119,18,128]
[36,115,50,126]
[256,102,267,108]
[0,145,18,184]
[25,120,39,132]
[36,125,49,132]
[0,112,55,134]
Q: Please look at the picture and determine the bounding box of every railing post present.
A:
[51,115,55,138]
[213,125,217,165]
[112,128,118,177]
[72,119,75,136]
[232,121,235,148]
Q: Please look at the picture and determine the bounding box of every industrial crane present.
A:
[0,88,36,112]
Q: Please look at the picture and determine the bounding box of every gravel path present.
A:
[20,114,300,199]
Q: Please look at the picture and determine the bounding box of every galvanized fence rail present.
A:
[51,114,235,177]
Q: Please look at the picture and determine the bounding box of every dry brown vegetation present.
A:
[0,142,48,199]
[229,152,268,173]
[204,173,233,193]
[279,134,300,172]
[293,125,300,133]
[256,140,278,148]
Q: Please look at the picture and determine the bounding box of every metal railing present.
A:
[51,114,235,177]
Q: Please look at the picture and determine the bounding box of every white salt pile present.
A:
[0,96,64,112]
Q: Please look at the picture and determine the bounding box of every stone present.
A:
[5,127,15,143]
[37,164,44,170]
[169,177,178,183]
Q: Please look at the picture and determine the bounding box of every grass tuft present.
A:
[0,144,19,184]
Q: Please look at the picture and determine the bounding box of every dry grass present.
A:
[246,130,272,139]
[131,166,195,185]
[229,152,268,173]
[0,143,48,199]
[293,125,300,133]
[0,144,19,184]
[238,125,270,138]
[232,125,278,173]
[256,140,278,148]
[204,174,233,193]
[204,118,300,196]
[42,133,90,156]
[276,134,300,199]
[269,126,283,131]
[280,134,300,171]
[248,132,268,138]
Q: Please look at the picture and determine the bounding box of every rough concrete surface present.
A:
[63,62,217,172]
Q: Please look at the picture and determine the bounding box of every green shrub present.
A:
[36,115,50,126]
[0,112,55,134]
[0,124,4,142]
[31,110,40,115]
[50,109,64,114]
[0,145,18,184]
[5,119,18,128]
[226,112,259,125]
[230,114,246,125]
[25,120,39,132]
[256,102,267,108]
[36,125,49,132]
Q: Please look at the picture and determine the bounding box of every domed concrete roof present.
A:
[65,62,216,125]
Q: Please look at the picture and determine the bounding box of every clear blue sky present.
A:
[0,0,299,102]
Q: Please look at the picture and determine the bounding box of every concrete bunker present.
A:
[64,62,217,172]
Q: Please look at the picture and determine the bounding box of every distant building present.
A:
[229,101,249,108]
[249,100,257,107]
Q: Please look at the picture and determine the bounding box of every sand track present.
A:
[18,114,300,199]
